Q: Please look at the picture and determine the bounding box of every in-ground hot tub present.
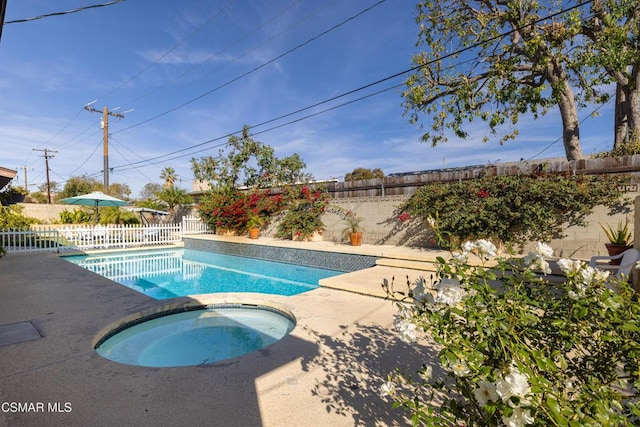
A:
[94,302,296,367]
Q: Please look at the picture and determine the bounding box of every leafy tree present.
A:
[38,181,60,194]
[344,167,384,181]
[56,175,102,200]
[191,125,311,191]
[580,0,640,148]
[107,183,131,200]
[138,182,163,201]
[30,192,48,204]
[403,1,610,161]
[160,167,177,188]
[156,187,192,213]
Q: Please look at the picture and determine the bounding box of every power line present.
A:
[114,0,389,134]
[5,1,125,24]
[122,0,334,111]
[96,0,238,103]
[113,82,403,172]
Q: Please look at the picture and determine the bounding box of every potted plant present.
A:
[600,219,633,265]
[247,214,266,239]
[342,213,364,246]
[0,246,6,259]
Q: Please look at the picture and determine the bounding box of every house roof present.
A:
[0,167,17,191]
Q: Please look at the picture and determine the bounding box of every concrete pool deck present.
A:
[0,237,445,426]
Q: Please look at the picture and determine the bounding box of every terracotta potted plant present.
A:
[247,214,266,239]
[600,219,633,265]
[342,213,364,246]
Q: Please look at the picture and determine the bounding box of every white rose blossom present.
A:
[393,309,418,343]
[462,240,476,253]
[524,253,552,275]
[557,258,583,275]
[535,241,554,258]
[412,277,434,304]
[502,407,534,427]
[419,364,433,382]
[473,380,499,406]
[453,251,469,262]
[450,359,470,377]
[475,239,497,257]
[435,278,466,306]
[495,365,531,403]
[379,380,396,399]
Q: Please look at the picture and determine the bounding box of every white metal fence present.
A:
[0,216,211,254]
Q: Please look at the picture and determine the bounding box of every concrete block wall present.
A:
[319,196,432,247]
[15,203,76,222]
[316,193,638,259]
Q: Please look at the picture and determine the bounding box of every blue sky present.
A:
[1,0,618,198]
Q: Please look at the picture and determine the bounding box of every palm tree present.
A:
[160,167,178,188]
[156,187,192,214]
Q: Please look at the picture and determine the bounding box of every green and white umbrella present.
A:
[60,191,128,222]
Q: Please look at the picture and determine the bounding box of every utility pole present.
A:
[16,165,28,189]
[84,103,125,192]
[33,148,58,204]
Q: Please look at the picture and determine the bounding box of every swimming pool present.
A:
[64,248,342,299]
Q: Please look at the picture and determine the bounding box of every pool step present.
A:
[319,264,435,299]
[375,257,438,272]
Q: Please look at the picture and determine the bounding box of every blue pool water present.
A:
[96,305,295,367]
[64,248,342,299]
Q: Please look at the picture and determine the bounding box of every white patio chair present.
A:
[589,248,640,280]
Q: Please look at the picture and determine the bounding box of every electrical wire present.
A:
[118,0,313,109]
[5,1,125,24]
[122,0,337,112]
[524,97,613,161]
[113,82,404,172]
[114,0,390,134]
[96,0,237,103]
[108,136,157,182]
[65,139,103,176]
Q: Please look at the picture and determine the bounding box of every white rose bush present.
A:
[382,241,640,426]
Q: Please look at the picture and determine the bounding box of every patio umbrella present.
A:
[60,191,129,223]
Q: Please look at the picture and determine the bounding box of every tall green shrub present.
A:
[401,172,630,249]
[0,205,36,228]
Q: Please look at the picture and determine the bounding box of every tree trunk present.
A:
[614,82,629,148]
[557,80,584,160]
[628,64,640,144]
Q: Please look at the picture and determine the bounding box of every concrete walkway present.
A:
[0,239,442,427]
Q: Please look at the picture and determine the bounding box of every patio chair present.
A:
[589,248,640,280]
